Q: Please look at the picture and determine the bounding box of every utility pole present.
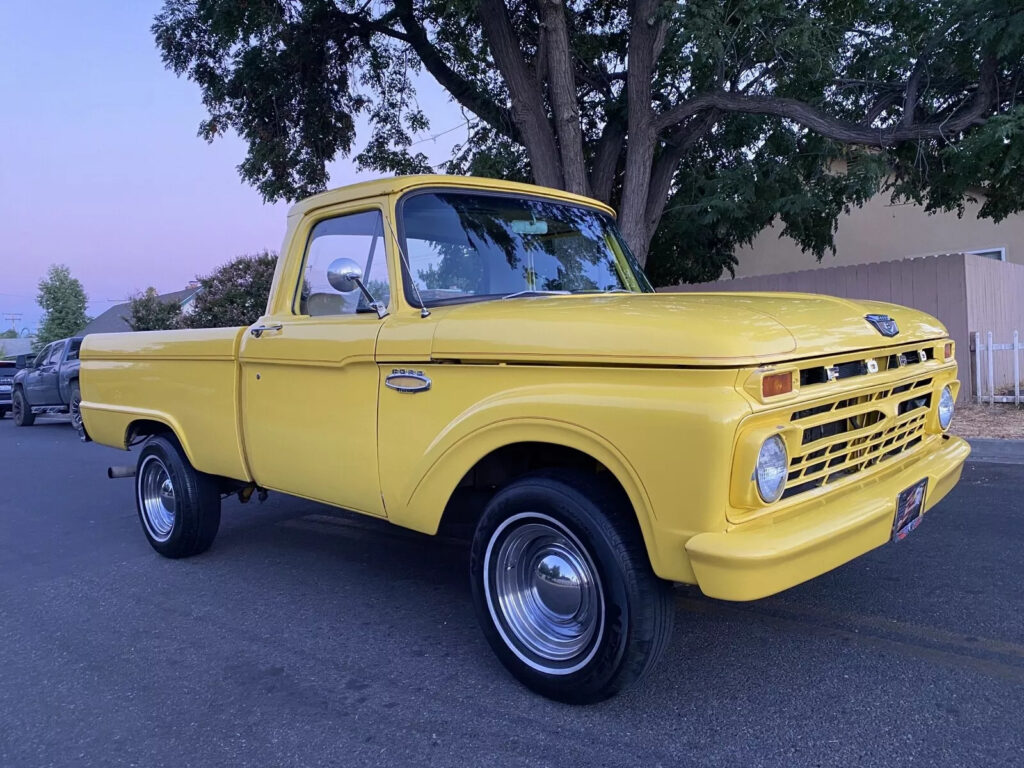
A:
[2,313,21,331]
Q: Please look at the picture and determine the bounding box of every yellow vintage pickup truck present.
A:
[80,175,969,702]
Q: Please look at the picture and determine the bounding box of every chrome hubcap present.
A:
[138,456,176,542]
[70,398,82,430]
[484,513,604,674]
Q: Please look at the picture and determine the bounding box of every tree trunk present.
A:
[478,0,564,189]
[617,0,668,266]
[590,118,625,204]
[537,0,589,196]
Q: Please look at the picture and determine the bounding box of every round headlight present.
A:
[938,385,955,430]
[755,435,788,503]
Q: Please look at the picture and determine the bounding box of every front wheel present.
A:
[12,389,34,426]
[135,435,221,558]
[470,473,674,704]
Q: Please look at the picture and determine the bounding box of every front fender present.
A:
[394,415,656,539]
[378,364,751,583]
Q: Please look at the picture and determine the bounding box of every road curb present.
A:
[965,438,1024,465]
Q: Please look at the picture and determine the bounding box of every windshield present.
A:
[398,190,652,307]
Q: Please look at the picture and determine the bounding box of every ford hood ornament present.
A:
[865,313,899,337]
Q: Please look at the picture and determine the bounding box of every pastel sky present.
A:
[0,0,461,332]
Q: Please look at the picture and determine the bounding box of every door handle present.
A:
[250,323,283,338]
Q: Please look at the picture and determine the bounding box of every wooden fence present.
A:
[665,253,1024,401]
[973,331,1023,404]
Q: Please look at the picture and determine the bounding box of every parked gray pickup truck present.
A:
[11,337,84,430]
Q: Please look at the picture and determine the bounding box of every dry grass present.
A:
[952,401,1024,439]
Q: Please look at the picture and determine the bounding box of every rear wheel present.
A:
[0,407,7,419]
[69,382,83,432]
[135,435,221,558]
[470,472,674,704]
[12,389,34,426]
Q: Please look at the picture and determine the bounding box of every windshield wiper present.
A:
[501,290,571,300]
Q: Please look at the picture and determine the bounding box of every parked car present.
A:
[0,359,15,418]
[79,175,968,703]
[11,337,83,429]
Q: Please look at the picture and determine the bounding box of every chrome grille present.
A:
[784,375,933,499]
[799,343,935,387]
[0,376,13,386]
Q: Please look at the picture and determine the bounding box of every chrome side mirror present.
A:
[326,258,363,293]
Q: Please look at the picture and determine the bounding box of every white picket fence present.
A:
[972,331,1023,404]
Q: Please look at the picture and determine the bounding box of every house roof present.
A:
[79,287,200,335]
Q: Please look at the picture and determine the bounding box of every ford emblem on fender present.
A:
[385,369,432,393]
[865,313,899,337]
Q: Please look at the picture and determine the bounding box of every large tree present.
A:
[36,265,91,346]
[154,0,1024,283]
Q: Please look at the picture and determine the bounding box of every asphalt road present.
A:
[2,415,1023,768]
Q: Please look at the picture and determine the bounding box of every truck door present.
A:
[239,205,391,517]
[27,342,64,405]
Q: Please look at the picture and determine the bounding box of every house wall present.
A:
[664,253,980,399]
[732,192,1024,278]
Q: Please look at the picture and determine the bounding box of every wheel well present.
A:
[125,419,175,448]
[437,442,631,538]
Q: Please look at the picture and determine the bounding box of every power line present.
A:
[409,120,471,147]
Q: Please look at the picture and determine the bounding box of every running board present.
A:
[30,405,70,415]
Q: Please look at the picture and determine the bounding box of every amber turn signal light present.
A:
[944,342,954,360]
[762,372,793,398]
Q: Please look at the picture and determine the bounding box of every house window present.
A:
[966,247,1006,261]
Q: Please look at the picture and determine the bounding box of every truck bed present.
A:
[80,328,250,481]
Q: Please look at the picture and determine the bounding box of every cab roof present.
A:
[286,174,616,220]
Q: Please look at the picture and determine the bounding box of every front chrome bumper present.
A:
[685,435,970,601]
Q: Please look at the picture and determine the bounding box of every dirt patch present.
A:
[952,402,1024,439]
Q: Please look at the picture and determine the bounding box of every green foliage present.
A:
[127,287,186,331]
[154,0,1024,284]
[181,251,278,328]
[0,329,18,339]
[36,264,91,345]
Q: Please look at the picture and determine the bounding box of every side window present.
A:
[34,346,51,368]
[67,340,82,360]
[45,344,64,366]
[299,209,389,317]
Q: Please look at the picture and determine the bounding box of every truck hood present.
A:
[429,292,948,367]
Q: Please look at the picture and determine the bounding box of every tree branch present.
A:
[903,56,928,127]
[653,70,998,146]
[863,91,901,125]
[644,111,718,238]
[390,0,518,143]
